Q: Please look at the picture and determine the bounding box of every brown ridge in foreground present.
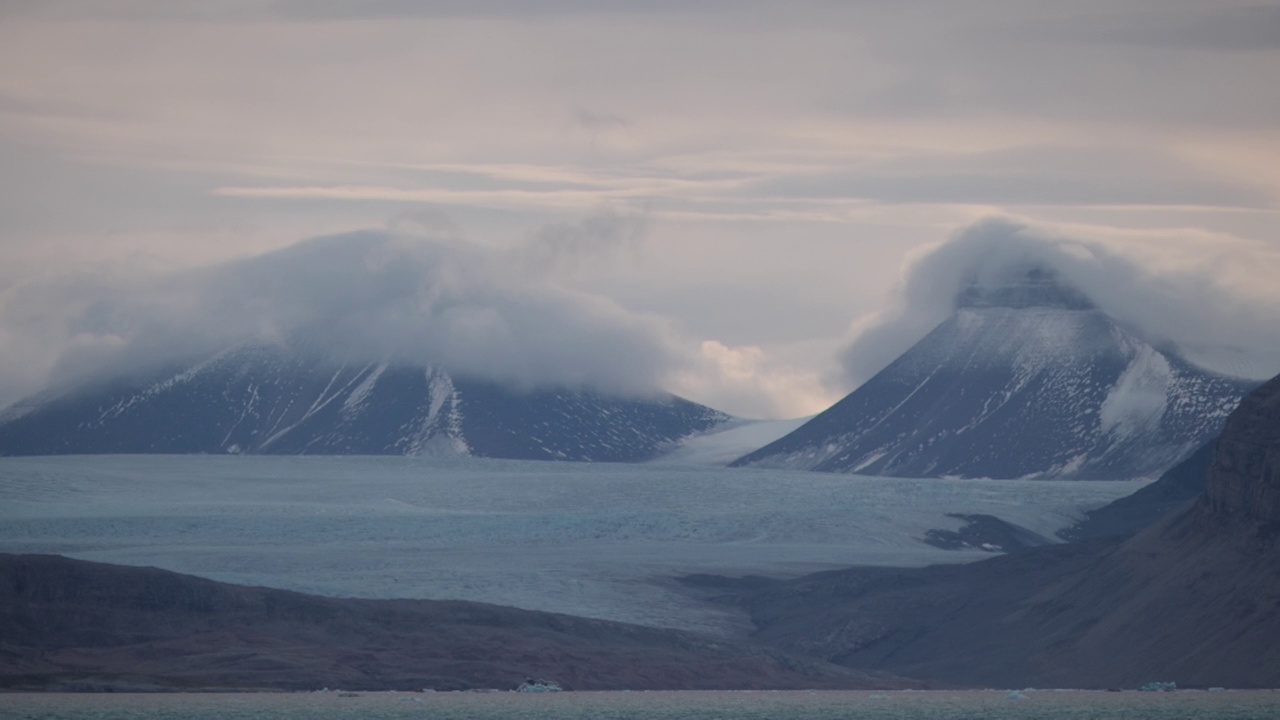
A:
[721,374,1280,689]
[0,553,914,692]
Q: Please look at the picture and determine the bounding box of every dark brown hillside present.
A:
[0,553,908,692]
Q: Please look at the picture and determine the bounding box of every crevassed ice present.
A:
[0,455,1142,636]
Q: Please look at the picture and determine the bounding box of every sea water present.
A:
[3,690,1280,720]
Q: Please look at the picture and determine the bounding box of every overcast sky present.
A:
[1,1,1278,418]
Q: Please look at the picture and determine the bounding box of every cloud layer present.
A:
[1,225,683,406]
[1,2,1278,420]
[5,215,1279,422]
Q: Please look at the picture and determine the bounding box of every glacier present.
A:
[653,416,812,466]
[0,454,1139,636]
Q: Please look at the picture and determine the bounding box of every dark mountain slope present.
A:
[0,553,909,692]
[730,374,1280,688]
[1060,439,1216,541]
[733,268,1253,479]
[0,345,728,462]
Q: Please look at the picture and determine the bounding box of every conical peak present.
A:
[955,265,1094,311]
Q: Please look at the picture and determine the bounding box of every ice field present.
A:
[0,455,1141,635]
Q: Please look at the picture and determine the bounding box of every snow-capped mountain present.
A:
[731,268,1256,479]
[0,345,729,461]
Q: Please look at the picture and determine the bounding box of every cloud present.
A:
[669,340,838,420]
[0,222,686,407]
[1027,4,1280,52]
[262,0,789,23]
[2,2,1277,422]
[0,204,854,420]
[837,217,1280,388]
[573,107,628,133]
[746,143,1271,209]
[211,185,632,210]
[515,205,647,275]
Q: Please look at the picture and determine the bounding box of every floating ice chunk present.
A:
[1138,681,1177,692]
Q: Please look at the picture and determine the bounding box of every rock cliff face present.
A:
[729,374,1280,688]
[1206,375,1280,524]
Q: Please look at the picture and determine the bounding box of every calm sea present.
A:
[3,690,1279,720]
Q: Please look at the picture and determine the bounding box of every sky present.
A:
[1,0,1278,419]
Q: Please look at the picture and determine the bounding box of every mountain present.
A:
[732,267,1254,479]
[1059,439,1216,541]
[721,373,1280,689]
[0,553,910,692]
[0,345,729,462]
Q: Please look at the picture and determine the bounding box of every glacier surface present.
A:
[0,455,1139,635]
[654,416,812,466]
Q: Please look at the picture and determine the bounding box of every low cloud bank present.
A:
[0,209,839,419]
[1,225,679,407]
[838,217,1280,388]
[8,215,1274,421]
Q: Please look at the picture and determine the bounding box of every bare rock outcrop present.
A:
[1206,375,1280,524]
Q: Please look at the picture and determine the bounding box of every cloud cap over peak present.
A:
[838,217,1280,388]
[16,228,681,402]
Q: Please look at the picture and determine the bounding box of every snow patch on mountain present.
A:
[341,362,386,418]
[0,345,729,462]
[1099,345,1171,440]
[93,350,231,427]
[396,367,469,456]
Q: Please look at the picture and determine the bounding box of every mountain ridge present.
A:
[733,268,1254,479]
[0,344,730,462]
